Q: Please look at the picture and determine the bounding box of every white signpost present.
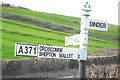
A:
[89,19,108,31]
[15,43,80,60]
[78,0,91,78]
[14,0,108,79]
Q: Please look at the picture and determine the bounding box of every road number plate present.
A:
[15,43,38,56]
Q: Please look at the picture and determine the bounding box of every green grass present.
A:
[1,7,119,60]
[88,38,118,53]
[1,7,118,39]
[1,7,80,30]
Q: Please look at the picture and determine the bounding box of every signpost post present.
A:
[79,1,108,78]
[79,1,92,78]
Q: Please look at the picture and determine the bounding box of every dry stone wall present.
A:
[86,55,119,78]
[2,55,119,78]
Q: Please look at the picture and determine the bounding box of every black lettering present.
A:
[54,48,59,52]
[47,47,51,52]
[29,47,32,54]
[45,47,48,51]
[39,52,43,56]
[44,52,48,56]
[39,52,56,57]
[59,53,63,57]
[103,23,106,28]
[39,46,63,53]
[24,46,28,54]
[39,46,44,51]
[78,54,80,59]
[90,22,93,26]
[90,21,106,28]
[34,47,36,54]
[100,23,103,28]
[47,47,50,52]
[50,53,56,57]
[90,22,96,27]
[54,48,63,52]
[96,22,101,27]
[59,53,73,58]
[59,48,63,52]
[92,22,95,26]
[52,48,56,52]
[18,46,23,54]
[51,47,54,52]
[69,54,73,58]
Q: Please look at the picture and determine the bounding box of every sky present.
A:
[1,0,119,25]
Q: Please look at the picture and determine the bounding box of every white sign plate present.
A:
[38,45,80,60]
[89,19,108,31]
[15,43,87,60]
[72,34,81,45]
[65,34,81,46]
[15,43,38,57]
[65,36,73,46]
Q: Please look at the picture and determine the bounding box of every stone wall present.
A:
[86,55,119,78]
[2,55,119,78]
